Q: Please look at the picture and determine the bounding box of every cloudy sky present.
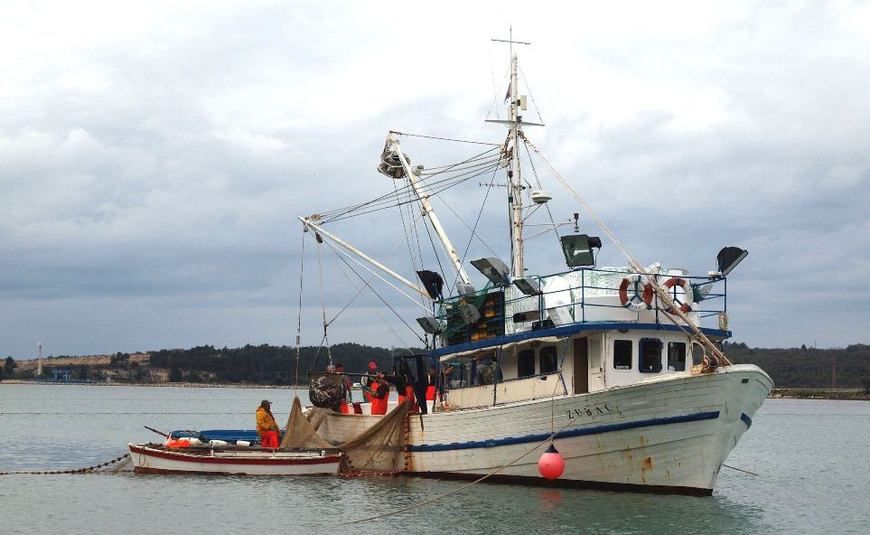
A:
[2,1,868,359]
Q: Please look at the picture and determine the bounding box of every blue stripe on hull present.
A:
[740,413,752,428]
[407,411,721,452]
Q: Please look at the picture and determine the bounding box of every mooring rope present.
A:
[723,463,758,476]
[0,453,131,476]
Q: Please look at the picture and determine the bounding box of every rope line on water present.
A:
[336,409,580,526]
[723,463,758,476]
[0,453,131,476]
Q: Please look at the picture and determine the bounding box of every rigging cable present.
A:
[317,236,431,314]
[333,255,419,354]
[519,65,546,125]
[323,228,425,326]
[433,189,500,258]
[450,133,511,293]
[392,130,502,146]
[520,131,732,366]
[523,141,563,246]
[398,178,431,310]
[318,146,501,223]
[294,229,306,386]
[315,233,333,367]
[322,239,427,346]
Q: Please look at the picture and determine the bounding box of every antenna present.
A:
[489,27,534,278]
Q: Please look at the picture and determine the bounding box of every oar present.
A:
[144,425,170,439]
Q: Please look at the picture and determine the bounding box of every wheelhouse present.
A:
[430,266,729,410]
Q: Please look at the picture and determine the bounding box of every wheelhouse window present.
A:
[539,346,558,374]
[668,342,687,371]
[518,349,536,378]
[692,342,705,366]
[613,340,632,370]
[639,338,662,373]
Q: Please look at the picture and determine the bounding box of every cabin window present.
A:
[475,353,497,384]
[692,342,705,366]
[613,340,632,370]
[639,338,662,373]
[589,336,602,370]
[668,342,687,371]
[518,349,536,378]
[539,346,558,374]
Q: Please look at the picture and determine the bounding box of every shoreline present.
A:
[3,380,868,400]
[0,379,304,389]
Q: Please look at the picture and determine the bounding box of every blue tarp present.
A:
[171,429,262,442]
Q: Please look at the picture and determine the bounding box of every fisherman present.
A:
[425,364,437,403]
[256,400,280,448]
[369,371,390,415]
[335,362,353,402]
[391,362,418,413]
[334,362,354,413]
[361,360,378,402]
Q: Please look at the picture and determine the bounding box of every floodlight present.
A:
[471,257,511,286]
[416,317,443,334]
[513,277,541,296]
[560,234,597,268]
[717,247,749,277]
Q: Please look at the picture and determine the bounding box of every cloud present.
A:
[1,1,868,358]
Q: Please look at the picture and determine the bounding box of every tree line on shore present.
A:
[2,342,869,391]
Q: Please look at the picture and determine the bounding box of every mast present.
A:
[490,29,534,279]
[508,48,524,278]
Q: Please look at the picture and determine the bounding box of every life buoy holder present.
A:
[701,354,719,373]
[662,277,694,314]
[618,274,653,311]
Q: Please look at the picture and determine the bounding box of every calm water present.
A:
[0,384,867,534]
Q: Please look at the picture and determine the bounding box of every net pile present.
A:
[280,396,410,474]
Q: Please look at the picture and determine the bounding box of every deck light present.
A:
[416,317,443,334]
[513,276,542,295]
[559,234,600,268]
[471,257,511,286]
[717,247,749,277]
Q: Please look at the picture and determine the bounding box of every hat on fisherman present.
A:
[368,361,378,371]
[260,399,271,407]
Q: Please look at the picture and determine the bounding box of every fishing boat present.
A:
[127,442,342,476]
[292,35,773,495]
[128,400,343,476]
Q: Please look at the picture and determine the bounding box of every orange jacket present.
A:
[256,406,279,436]
[370,380,389,415]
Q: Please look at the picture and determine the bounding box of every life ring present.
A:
[618,274,653,311]
[662,277,694,314]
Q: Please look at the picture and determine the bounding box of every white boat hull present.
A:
[128,444,342,476]
[315,364,771,494]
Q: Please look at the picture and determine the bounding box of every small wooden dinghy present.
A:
[128,443,342,476]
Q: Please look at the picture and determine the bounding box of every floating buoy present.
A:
[538,443,565,480]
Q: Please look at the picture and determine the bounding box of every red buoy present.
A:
[538,443,565,480]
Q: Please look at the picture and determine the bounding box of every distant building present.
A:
[50,368,73,382]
